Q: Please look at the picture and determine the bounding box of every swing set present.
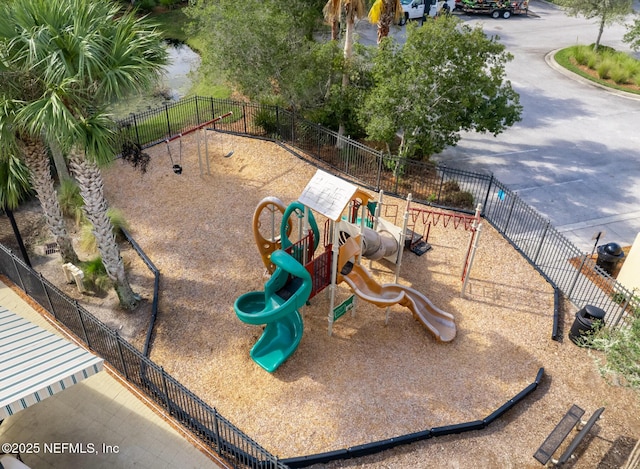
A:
[164,111,233,175]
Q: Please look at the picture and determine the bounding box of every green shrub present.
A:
[58,179,85,226]
[610,66,630,84]
[254,107,281,137]
[81,257,112,293]
[573,45,595,66]
[159,0,181,8]
[440,180,474,209]
[136,0,157,11]
[586,316,640,389]
[596,58,614,79]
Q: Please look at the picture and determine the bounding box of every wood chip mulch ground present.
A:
[15,132,640,468]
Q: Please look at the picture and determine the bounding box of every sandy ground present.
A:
[7,132,639,468]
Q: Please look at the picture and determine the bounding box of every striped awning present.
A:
[0,307,104,419]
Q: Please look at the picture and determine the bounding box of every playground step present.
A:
[410,240,432,256]
[534,404,585,465]
[404,228,423,248]
[276,277,304,302]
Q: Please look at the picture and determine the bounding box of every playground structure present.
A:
[233,250,312,373]
[234,170,485,371]
[163,111,233,175]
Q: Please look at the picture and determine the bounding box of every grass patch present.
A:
[554,45,640,96]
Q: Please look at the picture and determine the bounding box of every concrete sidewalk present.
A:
[0,281,228,469]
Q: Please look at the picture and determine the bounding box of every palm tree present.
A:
[323,0,342,41]
[0,0,167,309]
[368,0,402,44]
[323,0,366,142]
[0,86,80,265]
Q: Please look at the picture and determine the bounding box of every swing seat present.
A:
[173,164,183,174]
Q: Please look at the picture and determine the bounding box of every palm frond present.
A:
[369,0,385,24]
[0,153,32,210]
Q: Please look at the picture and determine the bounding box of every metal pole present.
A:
[39,273,54,314]
[533,220,550,266]
[115,331,129,379]
[482,174,494,215]
[461,223,483,297]
[197,128,203,176]
[165,104,172,138]
[369,190,383,271]
[395,193,411,284]
[204,129,211,175]
[461,203,482,279]
[75,301,90,347]
[376,151,383,192]
[328,220,340,336]
[502,195,517,235]
[131,113,141,147]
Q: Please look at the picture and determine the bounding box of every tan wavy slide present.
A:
[338,238,456,342]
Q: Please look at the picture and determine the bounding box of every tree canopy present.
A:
[186,2,522,158]
[186,0,337,109]
[623,16,640,51]
[556,0,634,51]
[359,17,522,159]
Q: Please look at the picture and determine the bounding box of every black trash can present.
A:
[596,242,624,276]
[569,305,606,345]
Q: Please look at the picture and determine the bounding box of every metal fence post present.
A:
[376,151,383,192]
[75,300,90,347]
[195,96,201,125]
[9,254,25,291]
[115,331,129,379]
[161,366,172,413]
[213,408,222,454]
[130,113,141,147]
[437,168,446,202]
[242,104,248,134]
[39,274,55,317]
[532,220,550,266]
[502,195,517,235]
[482,174,494,215]
[164,104,172,139]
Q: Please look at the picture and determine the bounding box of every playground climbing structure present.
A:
[235,169,470,371]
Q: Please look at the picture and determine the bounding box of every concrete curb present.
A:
[545,49,640,101]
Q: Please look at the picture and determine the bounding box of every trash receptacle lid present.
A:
[582,304,606,321]
[603,243,623,256]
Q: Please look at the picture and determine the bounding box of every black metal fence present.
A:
[116,96,638,332]
[0,244,286,469]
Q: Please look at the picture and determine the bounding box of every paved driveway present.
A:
[356,1,640,252]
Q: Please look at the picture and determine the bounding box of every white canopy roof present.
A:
[0,307,104,420]
[298,169,358,221]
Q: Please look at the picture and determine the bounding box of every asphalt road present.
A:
[355,1,640,253]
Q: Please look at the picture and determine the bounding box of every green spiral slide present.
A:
[234,250,312,372]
